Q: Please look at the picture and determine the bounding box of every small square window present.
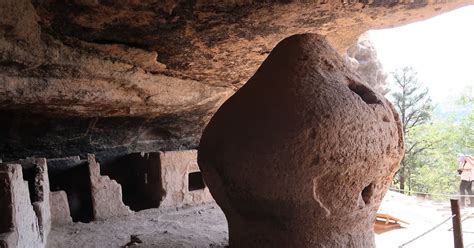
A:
[188,171,205,191]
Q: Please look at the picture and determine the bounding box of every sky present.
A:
[367,5,474,104]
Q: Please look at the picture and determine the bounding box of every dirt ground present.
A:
[47,204,228,248]
[48,191,474,248]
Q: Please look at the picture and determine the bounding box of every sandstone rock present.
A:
[198,34,404,247]
[345,34,388,94]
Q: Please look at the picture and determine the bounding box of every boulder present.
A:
[198,33,404,248]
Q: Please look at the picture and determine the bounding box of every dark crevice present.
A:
[348,81,382,105]
[361,182,375,205]
[88,39,148,50]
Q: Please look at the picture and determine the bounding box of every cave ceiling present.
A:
[0,0,471,160]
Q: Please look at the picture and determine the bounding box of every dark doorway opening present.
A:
[102,153,164,211]
[188,171,205,191]
[48,157,94,223]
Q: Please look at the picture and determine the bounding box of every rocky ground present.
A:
[48,191,474,248]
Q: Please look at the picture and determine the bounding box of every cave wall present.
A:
[0,0,472,161]
[0,110,206,161]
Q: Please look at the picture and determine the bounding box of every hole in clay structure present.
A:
[101,153,164,211]
[188,171,205,192]
[361,182,374,205]
[348,82,381,105]
[48,159,94,223]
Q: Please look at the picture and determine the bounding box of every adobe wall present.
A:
[87,154,132,220]
[0,150,213,246]
[0,160,51,248]
[50,191,72,226]
[160,150,214,208]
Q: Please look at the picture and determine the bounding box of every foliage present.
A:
[458,110,474,153]
[408,120,463,199]
[390,82,474,200]
[389,67,433,192]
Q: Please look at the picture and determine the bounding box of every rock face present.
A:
[0,0,470,162]
[345,34,388,94]
[198,34,404,247]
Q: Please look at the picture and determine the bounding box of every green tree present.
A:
[408,119,462,198]
[390,89,474,199]
[390,67,433,192]
[458,95,474,153]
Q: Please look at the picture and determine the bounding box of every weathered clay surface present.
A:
[198,34,404,247]
[87,154,132,220]
[160,150,214,208]
[0,0,471,161]
[16,158,51,244]
[50,191,73,226]
[0,160,51,248]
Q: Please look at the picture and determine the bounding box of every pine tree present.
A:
[390,67,433,192]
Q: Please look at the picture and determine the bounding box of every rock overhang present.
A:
[0,0,471,160]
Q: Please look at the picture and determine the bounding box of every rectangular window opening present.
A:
[188,171,205,192]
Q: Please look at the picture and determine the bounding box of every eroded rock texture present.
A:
[198,34,404,247]
[345,34,388,94]
[0,0,469,161]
